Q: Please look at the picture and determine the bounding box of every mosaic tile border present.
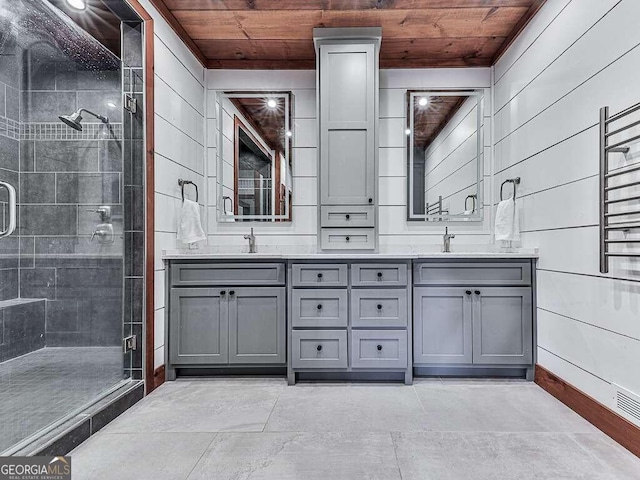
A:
[0,115,20,140]
[21,122,123,141]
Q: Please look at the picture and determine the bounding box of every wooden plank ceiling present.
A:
[150,0,545,69]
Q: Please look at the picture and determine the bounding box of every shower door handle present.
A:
[0,181,16,239]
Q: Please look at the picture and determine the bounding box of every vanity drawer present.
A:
[321,229,375,250]
[321,205,375,227]
[292,330,348,369]
[171,263,285,287]
[351,330,407,369]
[292,264,347,287]
[292,289,348,328]
[351,263,408,287]
[351,289,408,328]
[413,262,531,286]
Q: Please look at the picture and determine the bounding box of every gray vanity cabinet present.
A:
[170,288,229,365]
[167,263,287,377]
[229,288,286,364]
[413,260,535,375]
[472,287,532,365]
[413,287,472,364]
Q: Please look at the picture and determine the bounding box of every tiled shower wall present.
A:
[19,42,124,349]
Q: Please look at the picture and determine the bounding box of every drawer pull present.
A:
[466,290,472,295]
[368,197,373,203]
[377,344,383,351]
[346,236,350,242]
[317,304,323,310]
[377,272,382,279]
[220,290,226,295]
[229,290,235,296]
[377,304,382,310]
[317,272,323,279]
[316,344,323,352]
[345,214,350,220]
[475,290,481,295]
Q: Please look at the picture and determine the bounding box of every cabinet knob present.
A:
[475,290,481,295]
[220,290,226,295]
[377,344,382,351]
[377,304,382,310]
[368,198,373,203]
[317,272,323,279]
[345,236,350,242]
[466,290,471,295]
[317,304,323,310]
[377,272,383,278]
[317,344,323,352]
[345,214,350,220]
[229,290,235,296]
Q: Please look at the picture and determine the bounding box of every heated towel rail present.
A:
[599,103,640,273]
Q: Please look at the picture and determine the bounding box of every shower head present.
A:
[59,108,109,132]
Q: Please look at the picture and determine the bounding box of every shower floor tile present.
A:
[0,346,123,453]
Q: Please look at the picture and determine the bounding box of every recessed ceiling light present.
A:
[65,0,86,10]
[286,131,292,137]
[106,100,117,108]
[405,128,411,135]
[418,97,429,106]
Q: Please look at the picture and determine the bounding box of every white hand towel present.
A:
[177,199,206,244]
[495,198,521,242]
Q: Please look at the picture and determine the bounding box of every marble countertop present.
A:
[163,249,539,260]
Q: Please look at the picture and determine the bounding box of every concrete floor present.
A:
[70,378,640,480]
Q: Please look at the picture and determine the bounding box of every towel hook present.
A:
[178,179,198,203]
[500,177,521,201]
[465,194,477,213]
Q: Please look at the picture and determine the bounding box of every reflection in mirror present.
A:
[217,92,293,222]
[407,90,483,222]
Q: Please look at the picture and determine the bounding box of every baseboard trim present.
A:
[153,365,166,391]
[535,364,640,458]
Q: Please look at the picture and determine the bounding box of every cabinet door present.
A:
[320,43,375,205]
[472,287,533,365]
[170,288,228,365]
[413,287,472,364]
[228,287,286,364]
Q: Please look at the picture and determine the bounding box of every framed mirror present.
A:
[217,91,293,222]
[407,90,483,222]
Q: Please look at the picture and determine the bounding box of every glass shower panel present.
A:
[0,0,131,453]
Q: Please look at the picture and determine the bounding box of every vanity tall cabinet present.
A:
[315,28,381,251]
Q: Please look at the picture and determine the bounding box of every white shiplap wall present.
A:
[493,0,640,409]
[206,68,493,252]
[138,0,206,369]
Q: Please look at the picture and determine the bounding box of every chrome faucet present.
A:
[244,228,256,253]
[443,227,455,253]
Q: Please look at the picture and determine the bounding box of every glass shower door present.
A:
[0,0,142,454]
